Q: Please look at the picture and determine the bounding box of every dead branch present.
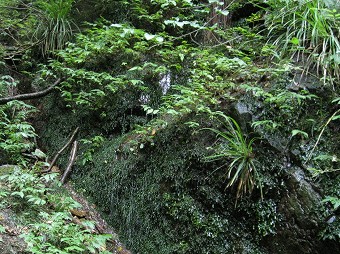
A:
[43,127,79,173]
[61,140,78,184]
[0,78,62,105]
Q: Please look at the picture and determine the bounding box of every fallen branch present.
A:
[61,140,78,184]
[43,127,79,173]
[0,78,62,105]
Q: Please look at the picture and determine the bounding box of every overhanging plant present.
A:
[32,0,76,56]
[265,0,340,85]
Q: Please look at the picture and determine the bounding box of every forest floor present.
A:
[63,182,131,254]
[0,169,131,254]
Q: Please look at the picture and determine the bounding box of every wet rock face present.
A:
[284,169,321,224]
[277,168,321,253]
[265,167,337,254]
[234,101,252,125]
[231,96,339,253]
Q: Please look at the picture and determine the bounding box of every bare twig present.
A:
[305,109,340,164]
[43,127,79,173]
[0,78,62,105]
[61,140,78,184]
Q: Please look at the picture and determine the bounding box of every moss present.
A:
[64,120,268,254]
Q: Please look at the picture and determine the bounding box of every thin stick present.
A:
[61,140,78,184]
[0,78,62,105]
[305,109,340,164]
[44,127,79,173]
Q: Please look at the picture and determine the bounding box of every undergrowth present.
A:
[0,165,113,254]
[1,0,339,253]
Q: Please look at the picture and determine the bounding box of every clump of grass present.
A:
[203,113,262,202]
[33,0,76,56]
[266,0,340,85]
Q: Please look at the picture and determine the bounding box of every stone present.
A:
[70,209,88,218]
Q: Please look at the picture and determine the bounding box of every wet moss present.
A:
[35,84,340,253]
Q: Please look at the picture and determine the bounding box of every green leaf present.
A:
[291,129,308,138]
[128,66,143,71]
[166,109,180,115]
[313,154,334,161]
[232,57,247,66]
[290,37,300,45]
[11,191,24,198]
[331,114,340,121]
[144,33,156,40]
[322,196,340,210]
[156,36,164,43]
[179,53,185,62]
[217,9,229,16]
[110,24,123,28]
[332,97,340,104]
[32,149,47,159]
[65,246,85,252]
[184,121,200,128]
[130,79,144,85]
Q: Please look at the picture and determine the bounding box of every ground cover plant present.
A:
[0,165,114,254]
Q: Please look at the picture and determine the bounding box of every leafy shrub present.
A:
[22,211,112,254]
[0,100,37,164]
[0,168,57,209]
[0,166,113,254]
[0,72,37,164]
[319,196,340,241]
[80,135,105,165]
